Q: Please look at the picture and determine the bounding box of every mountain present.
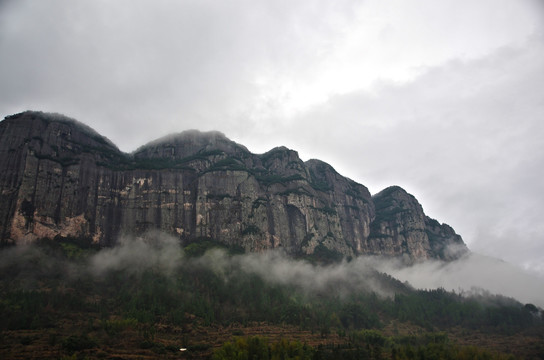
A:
[0,111,466,260]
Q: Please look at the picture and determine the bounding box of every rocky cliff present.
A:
[0,111,466,260]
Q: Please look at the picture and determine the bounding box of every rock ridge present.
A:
[0,111,467,260]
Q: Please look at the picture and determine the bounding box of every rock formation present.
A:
[0,111,466,260]
[370,186,465,260]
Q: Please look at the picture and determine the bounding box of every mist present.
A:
[2,232,543,309]
[89,231,183,276]
[369,251,544,308]
[89,233,544,308]
[194,249,397,299]
[194,247,544,308]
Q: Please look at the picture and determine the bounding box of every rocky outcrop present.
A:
[0,111,466,260]
[369,186,466,260]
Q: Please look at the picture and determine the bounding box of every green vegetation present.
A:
[62,334,97,353]
[256,173,305,187]
[393,288,540,333]
[309,166,332,192]
[370,190,412,234]
[301,233,315,248]
[213,333,515,360]
[34,153,80,167]
[129,157,186,170]
[206,157,248,172]
[213,336,314,360]
[32,235,100,262]
[344,183,369,202]
[310,179,331,192]
[98,149,226,171]
[259,147,291,164]
[207,193,233,201]
[252,197,268,210]
[0,238,542,359]
[241,224,262,236]
[310,244,344,264]
[183,237,244,257]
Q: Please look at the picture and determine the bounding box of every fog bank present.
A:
[369,252,544,308]
[92,233,544,307]
[2,233,543,308]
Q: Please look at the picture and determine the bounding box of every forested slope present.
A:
[1,237,542,359]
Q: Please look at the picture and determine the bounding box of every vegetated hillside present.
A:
[0,111,465,260]
[0,237,542,359]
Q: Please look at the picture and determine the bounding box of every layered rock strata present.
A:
[0,111,466,260]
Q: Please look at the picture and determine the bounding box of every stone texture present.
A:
[369,186,467,260]
[0,111,467,260]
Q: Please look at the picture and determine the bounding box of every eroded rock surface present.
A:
[0,111,466,260]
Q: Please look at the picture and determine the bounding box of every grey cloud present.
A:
[243,37,544,277]
[1,0,543,280]
[0,0,357,152]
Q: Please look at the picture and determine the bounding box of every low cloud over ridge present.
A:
[1,233,543,308]
[90,234,544,307]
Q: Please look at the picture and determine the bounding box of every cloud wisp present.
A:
[1,232,543,309]
[91,234,544,308]
[89,231,183,276]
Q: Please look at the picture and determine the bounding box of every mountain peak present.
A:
[136,129,229,148]
[0,111,466,261]
[4,111,118,151]
[133,129,249,160]
[371,185,467,260]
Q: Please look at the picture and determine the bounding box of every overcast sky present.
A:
[1,0,543,278]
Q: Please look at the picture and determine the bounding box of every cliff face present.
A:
[0,111,466,260]
[369,186,466,260]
